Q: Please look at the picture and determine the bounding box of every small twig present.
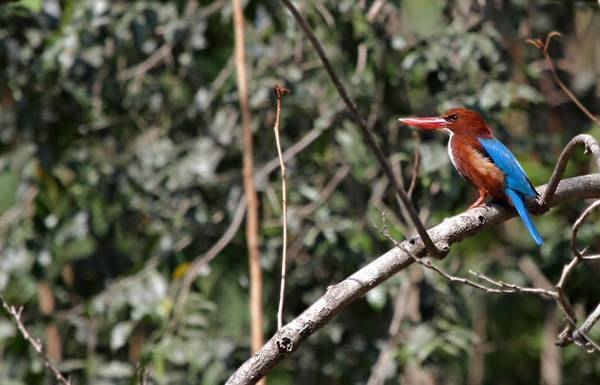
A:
[273,85,290,330]
[555,255,583,325]
[570,199,600,258]
[226,173,600,385]
[467,270,557,299]
[1,297,71,385]
[582,254,600,260]
[527,32,599,124]
[280,0,444,258]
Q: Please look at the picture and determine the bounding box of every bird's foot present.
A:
[468,197,486,209]
[468,190,488,209]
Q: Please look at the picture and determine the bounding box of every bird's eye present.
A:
[445,114,458,122]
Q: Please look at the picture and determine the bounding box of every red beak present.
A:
[398,116,447,130]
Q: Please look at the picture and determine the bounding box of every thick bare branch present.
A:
[225,173,600,385]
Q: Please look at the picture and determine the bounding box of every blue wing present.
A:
[478,138,537,198]
[480,137,542,245]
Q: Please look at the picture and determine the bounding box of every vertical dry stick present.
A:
[273,85,290,330]
[233,0,265,375]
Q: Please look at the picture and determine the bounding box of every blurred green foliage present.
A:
[0,0,599,384]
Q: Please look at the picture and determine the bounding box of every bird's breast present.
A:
[448,135,505,197]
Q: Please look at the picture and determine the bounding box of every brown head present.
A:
[398,108,493,137]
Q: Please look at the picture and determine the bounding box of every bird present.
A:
[398,108,543,246]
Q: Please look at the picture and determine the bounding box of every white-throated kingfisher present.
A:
[398,108,543,246]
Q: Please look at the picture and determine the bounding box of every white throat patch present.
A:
[446,131,458,170]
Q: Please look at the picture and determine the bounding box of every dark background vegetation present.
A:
[0,0,599,384]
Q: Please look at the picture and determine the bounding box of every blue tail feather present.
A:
[505,188,543,246]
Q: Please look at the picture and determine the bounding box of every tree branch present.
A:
[225,173,600,385]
